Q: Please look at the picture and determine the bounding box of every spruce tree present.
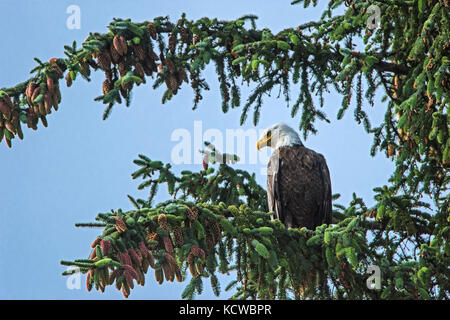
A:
[1,1,449,299]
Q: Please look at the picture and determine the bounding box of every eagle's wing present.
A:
[317,154,332,225]
[267,150,283,223]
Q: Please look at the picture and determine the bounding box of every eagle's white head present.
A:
[257,123,303,151]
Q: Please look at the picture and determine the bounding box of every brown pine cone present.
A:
[118,61,129,77]
[173,226,184,247]
[186,206,199,221]
[178,67,188,83]
[147,23,157,40]
[109,45,121,64]
[95,50,112,71]
[133,44,146,61]
[168,33,177,53]
[165,75,179,94]
[65,72,72,87]
[103,78,113,95]
[79,59,91,76]
[155,268,164,285]
[158,214,169,231]
[179,27,189,43]
[146,230,159,249]
[164,58,176,74]
[134,62,146,81]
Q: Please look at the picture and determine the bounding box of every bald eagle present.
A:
[257,123,332,230]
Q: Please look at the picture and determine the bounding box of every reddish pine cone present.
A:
[163,236,174,254]
[114,216,127,233]
[100,239,111,256]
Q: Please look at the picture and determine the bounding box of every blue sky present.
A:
[0,1,394,299]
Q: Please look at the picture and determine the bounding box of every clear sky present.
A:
[0,0,394,299]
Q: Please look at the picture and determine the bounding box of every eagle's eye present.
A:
[267,130,272,146]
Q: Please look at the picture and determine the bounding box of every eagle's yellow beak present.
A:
[257,136,271,151]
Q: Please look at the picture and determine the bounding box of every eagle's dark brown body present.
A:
[267,144,332,230]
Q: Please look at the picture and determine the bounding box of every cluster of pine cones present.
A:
[81,22,190,108]
[80,205,221,299]
[0,58,64,147]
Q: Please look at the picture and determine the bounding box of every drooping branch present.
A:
[60,152,447,300]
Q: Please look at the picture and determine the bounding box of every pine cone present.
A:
[128,248,142,267]
[174,264,183,282]
[134,62,146,81]
[91,236,102,248]
[168,33,177,53]
[114,216,127,233]
[51,64,64,79]
[4,120,16,135]
[211,221,222,242]
[187,252,197,277]
[109,45,121,64]
[163,252,177,266]
[109,268,120,285]
[43,93,52,114]
[118,61,129,77]
[31,87,40,104]
[178,67,188,83]
[79,59,91,76]
[46,77,55,94]
[39,115,47,127]
[133,44,146,61]
[165,75,179,93]
[147,23,157,40]
[142,59,155,76]
[117,251,132,266]
[0,100,11,120]
[95,50,112,71]
[158,214,169,231]
[89,248,96,260]
[147,251,155,268]
[155,268,164,284]
[100,239,111,256]
[65,72,72,87]
[163,236,174,254]
[186,206,199,221]
[86,58,98,70]
[145,56,158,72]
[113,35,128,56]
[203,153,209,170]
[162,263,173,282]
[206,234,215,252]
[38,103,46,117]
[121,282,130,298]
[146,230,159,249]
[86,270,93,292]
[25,81,36,106]
[164,58,176,74]
[138,241,149,259]
[173,226,184,247]
[179,27,189,43]
[387,144,395,158]
[102,79,113,95]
